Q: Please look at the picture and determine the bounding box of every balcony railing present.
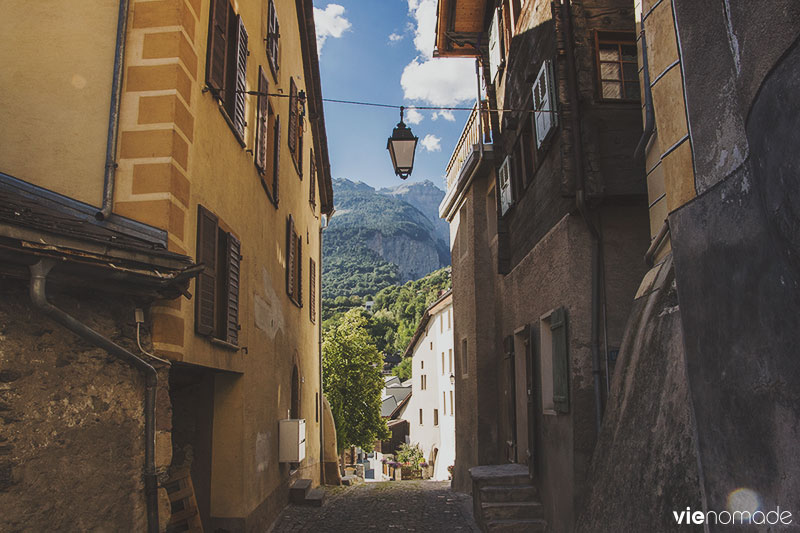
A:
[444,100,491,192]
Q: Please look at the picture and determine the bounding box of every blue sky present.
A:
[312,1,476,190]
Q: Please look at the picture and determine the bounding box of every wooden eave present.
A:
[296,0,334,216]
[434,0,489,58]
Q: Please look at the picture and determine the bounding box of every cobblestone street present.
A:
[270,481,480,532]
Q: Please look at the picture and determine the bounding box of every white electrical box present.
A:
[279,419,306,463]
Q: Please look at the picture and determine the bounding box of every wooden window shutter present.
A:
[288,79,298,153]
[499,155,513,215]
[273,115,281,202]
[206,0,229,95]
[225,234,241,345]
[195,206,219,336]
[550,307,569,413]
[488,8,501,82]
[233,15,248,137]
[266,0,280,71]
[309,258,316,322]
[534,60,557,148]
[286,216,296,299]
[309,151,316,207]
[296,237,303,305]
[255,67,269,173]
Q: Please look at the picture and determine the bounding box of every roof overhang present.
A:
[297,0,334,216]
[434,0,490,58]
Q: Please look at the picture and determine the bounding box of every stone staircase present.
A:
[289,479,325,507]
[469,464,547,532]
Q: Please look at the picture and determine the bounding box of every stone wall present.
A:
[0,280,170,531]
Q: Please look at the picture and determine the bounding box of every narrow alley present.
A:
[271,481,479,532]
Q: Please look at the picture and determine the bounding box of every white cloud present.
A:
[431,110,456,122]
[401,58,476,106]
[405,107,424,125]
[314,4,352,56]
[420,134,442,152]
[388,33,404,43]
[401,0,475,107]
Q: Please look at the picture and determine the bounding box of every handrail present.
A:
[444,101,490,191]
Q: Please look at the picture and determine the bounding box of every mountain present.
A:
[322,179,450,300]
[377,180,450,245]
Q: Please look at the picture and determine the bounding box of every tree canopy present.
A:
[322,308,390,453]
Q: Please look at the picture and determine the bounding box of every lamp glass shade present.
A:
[387,122,418,179]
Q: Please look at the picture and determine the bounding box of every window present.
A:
[488,8,504,82]
[255,67,280,205]
[195,205,241,346]
[443,392,447,414]
[286,215,302,306]
[440,315,443,333]
[266,0,280,75]
[461,338,468,378]
[420,374,427,390]
[441,352,445,374]
[420,360,424,369]
[206,0,249,141]
[595,32,639,100]
[419,409,423,425]
[309,149,316,210]
[533,60,557,148]
[430,341,433,350]
[288,78,304,176]
[540,307,569,414]
[448,349,453,374]
[499,155,513,215]
[487,185,497,241]
[433,409,439,426]
[447,309,451,330]
[309,258,316,323]
[449,390,454,415]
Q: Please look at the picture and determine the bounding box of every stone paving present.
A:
[269,480,481,532]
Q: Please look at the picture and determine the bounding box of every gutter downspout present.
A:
[318,215,328,484]
[97,0,131,221]
[634,27,655,163]
[562,0,604,434]
[29,260,160,533]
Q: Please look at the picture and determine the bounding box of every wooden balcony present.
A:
[444,101,492,193]
[439,101,493,220]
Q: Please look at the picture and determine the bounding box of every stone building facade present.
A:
[0,0,334,530]
[435,0,650,530]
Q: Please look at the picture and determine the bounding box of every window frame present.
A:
[266,0,280,78]
[205,0,249,145]
[195,205,242,347]
[594,30,640,103]
[286,215,302,307]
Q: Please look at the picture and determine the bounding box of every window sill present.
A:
[209,337,241,352]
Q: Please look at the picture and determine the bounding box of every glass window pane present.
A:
[621,45,637,61]
[599,45,619,61]
[625,82,641,100]
[623,63,638,81]
[602,81,622,99]
[601,62,621,80]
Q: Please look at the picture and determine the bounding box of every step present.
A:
[469,464,531,488]
[485,519,548,532]
[303,487,325,507]
[481,501,544,521]
[289,479,312,504]
[479,484,539,503]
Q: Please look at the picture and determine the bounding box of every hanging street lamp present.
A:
[387,106,418,180]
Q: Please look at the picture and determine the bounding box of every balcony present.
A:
[440,101,493,220]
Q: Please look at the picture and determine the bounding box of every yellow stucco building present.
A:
[1,0,334,530]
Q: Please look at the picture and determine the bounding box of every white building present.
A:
[406,290,455,481]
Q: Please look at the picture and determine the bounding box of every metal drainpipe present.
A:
[634,27,655,162]
[562,0,604,434]
[96,0,131,221]
[318,218,326,484]
[29,260,160,533]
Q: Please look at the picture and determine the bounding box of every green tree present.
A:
[322,309,390,453]
[392,357,413,381]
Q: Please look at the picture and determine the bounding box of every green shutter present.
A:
[551,307,569,413]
